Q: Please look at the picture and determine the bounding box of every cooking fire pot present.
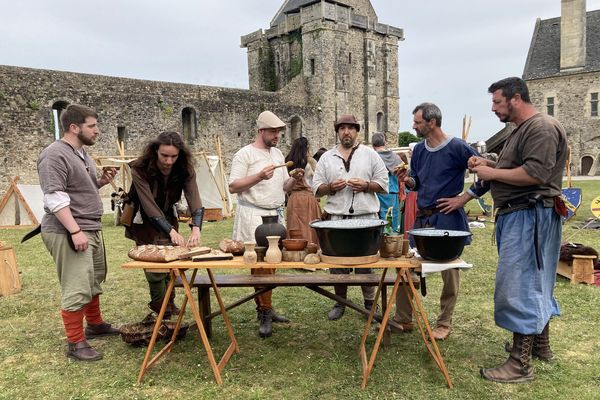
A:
[309,219,386,257]
[408,228,472,262]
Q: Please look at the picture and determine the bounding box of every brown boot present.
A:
[167,291,181,317]
[532,322,553,361]
[66,340,102,361]
[504,322,553,361]
[481,333,534,383]
[148,300,172,320]
[85,322,120,339]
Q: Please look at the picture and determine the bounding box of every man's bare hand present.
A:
[347,178,368,193]
[330,178,347,192]
[258,165,276,181]
[72,231,89,252]
[437,195,469,214]
[98,167,117,186]
[393,164,409,181]
[468,156,494,170]
[471,165,496,181]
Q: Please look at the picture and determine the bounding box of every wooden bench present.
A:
[175,272,424,343]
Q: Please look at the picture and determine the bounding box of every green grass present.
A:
[1,181,600,399]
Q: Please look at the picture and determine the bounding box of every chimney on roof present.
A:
[560,0,587,71]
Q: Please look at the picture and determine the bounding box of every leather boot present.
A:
[481,333,534,383]
[148,300,172,320]
[504,322,553,361]
[257,309,290,323]
[167,291,180,317]
[66,340,102,361]
[85,322,120,339]
[258,309,273,338]
[327,303,346,320]
[364,300,380,313]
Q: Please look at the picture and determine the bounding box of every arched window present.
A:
[290,116,303,141]
[51,101,69,140]
[182,107,197,143]
[581,155,594,175]
[377,112,385,132]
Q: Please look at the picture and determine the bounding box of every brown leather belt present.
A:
[416,208,440,217]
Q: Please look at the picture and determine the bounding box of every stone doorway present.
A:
[581,155,594,175]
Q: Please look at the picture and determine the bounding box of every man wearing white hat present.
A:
[229,110,297,338]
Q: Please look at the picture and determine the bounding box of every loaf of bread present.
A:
[219,239,244,255]
[128,245,189,263]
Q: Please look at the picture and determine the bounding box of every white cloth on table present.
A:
[415,255,473,276]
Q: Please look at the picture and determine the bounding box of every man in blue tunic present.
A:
[472,77,567,383]
[394,102,487,340]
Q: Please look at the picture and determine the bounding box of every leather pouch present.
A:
[120,202,135,227]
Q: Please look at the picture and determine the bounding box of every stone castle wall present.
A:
[0,65,320,193]
[527,71,600,175]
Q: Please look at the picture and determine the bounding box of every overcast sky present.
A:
[1,0,599,142]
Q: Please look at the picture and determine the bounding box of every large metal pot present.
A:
[309,219,386,257]
[408,228,472,262]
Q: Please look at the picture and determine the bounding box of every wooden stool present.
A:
[571,254,596,285]
[0,245,21,296]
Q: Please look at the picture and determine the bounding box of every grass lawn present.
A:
[1,181,599,399]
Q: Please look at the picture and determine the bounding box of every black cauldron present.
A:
[408,228,472,262]
[309,219,386,257]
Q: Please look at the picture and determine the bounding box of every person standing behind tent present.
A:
[284,137,321,245]
[38,104,120,361]
[372,132,402,232]
[228,110,296,338]
[125,131,204,319]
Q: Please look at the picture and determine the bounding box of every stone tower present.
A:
[241,0,404,145]
[560,0,587,71]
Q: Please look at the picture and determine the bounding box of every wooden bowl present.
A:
[282,239,308,251]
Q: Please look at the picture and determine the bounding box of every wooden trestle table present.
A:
[122,257,453,389]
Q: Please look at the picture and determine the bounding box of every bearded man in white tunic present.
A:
[228,110,298,338]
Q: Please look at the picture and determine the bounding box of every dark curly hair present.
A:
[285,137,309,170]
[131,131,194,183]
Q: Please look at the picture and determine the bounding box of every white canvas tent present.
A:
[195,153,232,217]
[0,177,44,228]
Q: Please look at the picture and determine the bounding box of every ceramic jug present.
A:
[255,215,286,248]
[265,236,282,264]
[243,242,257,265]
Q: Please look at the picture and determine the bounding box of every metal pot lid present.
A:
[408,228,472,237]
[310,219,386,229]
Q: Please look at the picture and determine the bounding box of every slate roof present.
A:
[485,123,516,155]
[271,0,350,26]
[523,9,600,80]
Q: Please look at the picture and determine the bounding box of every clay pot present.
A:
[265,236,282,264]
[243,242,257,265]
[255,215,286,248]
[254,246,267,262]
[282,239,308,251]
[380,235,402,258]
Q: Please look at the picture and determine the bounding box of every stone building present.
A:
[0,0,403,193]
[523,0,600,175]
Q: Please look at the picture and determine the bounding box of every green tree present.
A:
[397,131,420,147]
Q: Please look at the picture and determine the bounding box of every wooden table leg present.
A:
[177,269,239,383]
[359,268,402,389]
[402,269,453,388]
[136,270,176,384]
